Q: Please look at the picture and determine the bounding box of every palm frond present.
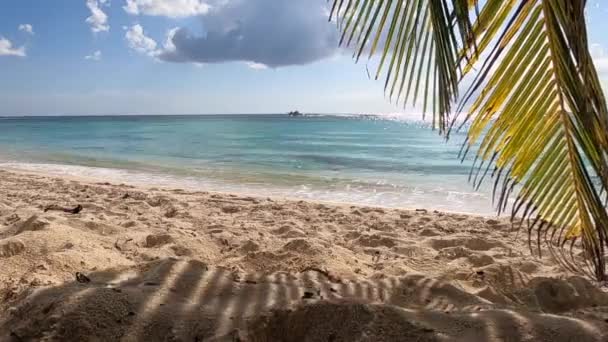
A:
[329,0,608,281]
[331,0,473,132]
[461,0,608,281]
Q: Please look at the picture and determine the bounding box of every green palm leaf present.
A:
[330,0,473,131]
[330,0,608,281]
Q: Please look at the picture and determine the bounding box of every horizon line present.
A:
[0,112,428,118]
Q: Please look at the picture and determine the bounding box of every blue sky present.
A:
[1,0,608,116]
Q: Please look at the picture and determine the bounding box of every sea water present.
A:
[0,114,496,214]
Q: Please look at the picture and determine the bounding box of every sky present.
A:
[1,0,608,116]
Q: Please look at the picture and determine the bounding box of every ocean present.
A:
[0,114,495,214]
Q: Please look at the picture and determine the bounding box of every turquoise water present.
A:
[0,115,494,214]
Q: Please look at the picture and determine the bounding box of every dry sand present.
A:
[0,168,607,341]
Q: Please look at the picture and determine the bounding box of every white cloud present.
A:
[589,43,608,93]
[86,0,110,33]
[124,26,183,60]
[18,24,34,35]
[85,50,102,61]
[246,62,268,70]
[591,44,608,74]
[162,27,180,52]
[123,0,210,18]
[125,24,158,56]
[0,37,26,57]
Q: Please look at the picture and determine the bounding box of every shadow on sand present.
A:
[2,258,607,341]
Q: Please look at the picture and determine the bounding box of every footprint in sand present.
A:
[144,233,173,248]
[418,228,441,237]
[392,245,432,258]
[418,217,433,223]
[146,196,171,208]
[170,244,193,256]
[516,261,542,274]
[13,215,48,235]
[355,234,397,249]
[121,220,137,228]
[272,226,306,239]
[426,237,505,251]
[69,219,118,236]
[206,224,226,231]
[239,241,260,253]
[466,254,495,267]
[437,246,472,260]
[282,239,318,255]
[367,221,393,232]
[344,231,361,241]
[0,239,26,257]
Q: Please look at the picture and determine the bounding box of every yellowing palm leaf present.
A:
[330,0,608,281]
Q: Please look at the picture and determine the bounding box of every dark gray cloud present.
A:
[158,0,339,68]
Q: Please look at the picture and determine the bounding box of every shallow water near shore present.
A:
[0,114,495,214]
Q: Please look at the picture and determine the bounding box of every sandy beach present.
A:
[1,168,607,341]
[2,0,608,340]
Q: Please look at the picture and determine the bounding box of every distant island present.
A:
[288,110,304,117]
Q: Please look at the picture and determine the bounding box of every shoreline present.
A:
[1,168,606,341]
[1,162,497,217]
